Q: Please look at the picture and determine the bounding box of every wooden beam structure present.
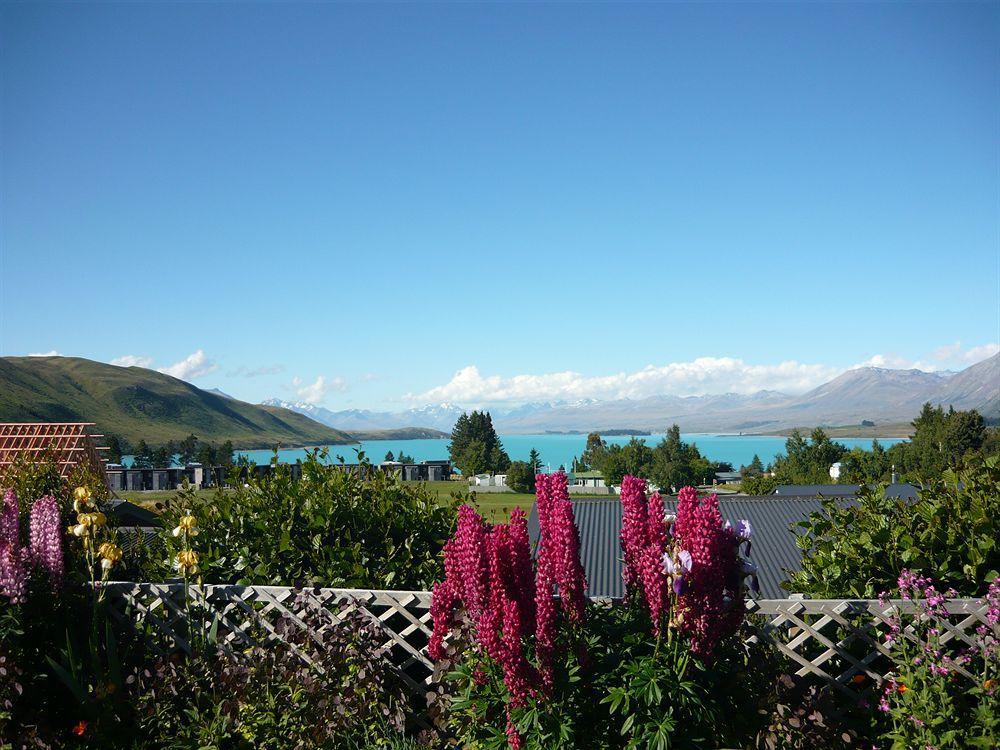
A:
[0,422,110,490]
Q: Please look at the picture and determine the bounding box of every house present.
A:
[469,473,506,487]
[570,470,607,488]
[714,471,743,485]
[526,495,836,599]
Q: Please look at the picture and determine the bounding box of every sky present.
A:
[2,2,998,411]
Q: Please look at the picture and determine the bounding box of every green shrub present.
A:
[740,475,778,495]
[786,454,1000,598]
[154,450,457,588]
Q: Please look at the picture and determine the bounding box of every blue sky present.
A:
[2,2,997,410]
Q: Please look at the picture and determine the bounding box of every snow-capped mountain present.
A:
[261,354,1000,434]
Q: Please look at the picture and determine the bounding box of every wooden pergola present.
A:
[0,423,109,489]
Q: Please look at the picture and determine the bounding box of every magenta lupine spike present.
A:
[428,579,459,661]
[673,489,743,655]
[619,475,649,591]
[507,508,536,631]
[29,496,64,590]
[638,491,669,634]
[543,472,587,622]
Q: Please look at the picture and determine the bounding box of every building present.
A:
[527,495,837,599]
[773,483,919,501]
[714,471,743,485]
[570,470,607,488]
[469,473,507,487]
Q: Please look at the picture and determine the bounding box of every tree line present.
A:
[105,433,235,469]
[744,403,997,492]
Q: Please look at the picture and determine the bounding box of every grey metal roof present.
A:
[527,496,830,599]
[774,483,918,501]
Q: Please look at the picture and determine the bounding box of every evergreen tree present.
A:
[384,451,395,462]
[506,461,535,493]
[448,411,510,476]
[179,434,199,464]
[105,434,125,463]
[132,440,153,469]
[528,448,543,475]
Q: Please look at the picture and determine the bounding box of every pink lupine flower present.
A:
[619,476,649,592]
[672,489,743,656]
[28,496,64,590]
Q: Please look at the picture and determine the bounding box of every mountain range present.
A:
[0,356,355,447]
[265,354,999,435]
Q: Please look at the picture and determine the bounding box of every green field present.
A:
[116,481,534,522]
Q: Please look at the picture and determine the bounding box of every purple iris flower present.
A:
[663,549,693,594]
[735,520,753,540]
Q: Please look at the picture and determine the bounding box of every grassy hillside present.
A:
[0,356,354,448]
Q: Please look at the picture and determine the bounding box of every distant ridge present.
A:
[0,356,354,448]
[267,354,1000,434]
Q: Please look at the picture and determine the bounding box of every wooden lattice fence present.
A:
[104,583,993,715]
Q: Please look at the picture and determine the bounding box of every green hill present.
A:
[0,356,355,449]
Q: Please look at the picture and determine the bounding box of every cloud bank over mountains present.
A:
[407,342,998,408]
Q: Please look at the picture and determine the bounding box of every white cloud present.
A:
[408,358,843,407]
[27,350,60,357]
[856,341,999,372]
[158,350,218,381]
[111,354,154,368]
[957,342,999,364]
[292,375,348,404]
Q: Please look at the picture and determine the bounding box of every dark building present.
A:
[773,483,919,501]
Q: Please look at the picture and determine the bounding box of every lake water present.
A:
[238,433,905,472]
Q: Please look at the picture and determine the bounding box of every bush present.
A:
[428,474,768,749]
[132,589,413,749]
[786,454,999,598]
[740,475,778,495]
[153,450,457,588]
[505,461,535,493]
[876,573,998,749]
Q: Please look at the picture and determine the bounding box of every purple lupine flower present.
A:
[0,490,18,548]
[28,496,64,590]
[0,543,27,604]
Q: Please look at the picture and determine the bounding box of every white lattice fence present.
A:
[104,583,992,710]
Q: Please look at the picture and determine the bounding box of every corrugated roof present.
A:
[527,496,831,599]
[774,483,918,501]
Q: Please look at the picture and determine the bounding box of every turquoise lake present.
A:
[238,433,905,473]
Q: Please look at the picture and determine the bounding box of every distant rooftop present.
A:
[528,495,835,599]
[774,483,919,501]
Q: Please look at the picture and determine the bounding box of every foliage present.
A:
[2,449,109,509]
[876,573,998,750]
[600,438,654,486]
[153,450,457,588]
[771,429,847,485]
[448,411,510,477]
[753,674,862,749]
[506,461,536,493]
[787,454,1000,597]
[740,454,765,478]
[429,474,765,749]
[886,403,990,483]
[132,590,412,750]
[740,475,778,495]
[647,426,717,491]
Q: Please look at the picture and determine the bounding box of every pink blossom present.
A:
[0,490,27,604]
[619,476,649,592]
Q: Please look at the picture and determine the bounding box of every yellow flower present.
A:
[98,542,122,568]
[985,679,996,691]
[175,549,199,575]
[172,514,199,538]
[74,486,92,502]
